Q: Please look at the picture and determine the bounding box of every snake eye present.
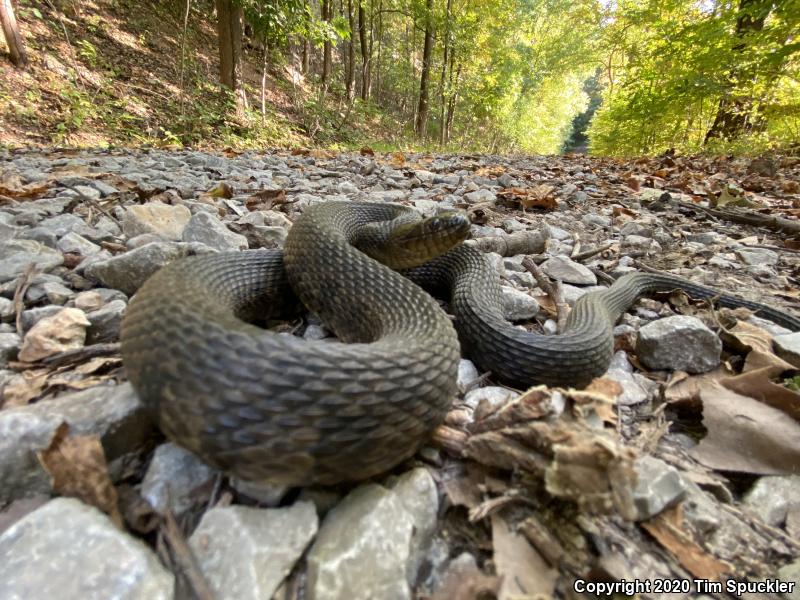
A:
[428,219,442,233]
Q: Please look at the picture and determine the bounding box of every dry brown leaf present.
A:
[498,185,558,210]
[37,422,123,527]
[18,308,90,363]
[205,182,233,199]
[390,151,406,167]
[720,320,773,355]
[359,146,374,156]
[641,505,730,581]
[1,370,49,408]
[0,169,52,199]
[664,366,733,405]
[612,205,637,218]
[442,467,484,510]
[721,367,800,423]
[690,381,800,475]
[492,514,558,600]
[245,188,287,211]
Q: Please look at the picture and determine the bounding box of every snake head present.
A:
[382,210,471,269]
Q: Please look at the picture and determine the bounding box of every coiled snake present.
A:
[121,201,800,485]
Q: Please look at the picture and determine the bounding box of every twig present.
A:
[40,342,121,367]
[741,243,800,255]
[161,510,215,600]
[460,371,492,393]
[522,256,568,332]
[569,232,581,258]
[430,424,467,456]
[571,241,614,263]
[13,264,39,336]
[178,0,192,115]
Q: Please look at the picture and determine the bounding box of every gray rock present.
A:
[540,256,597,285]
[636,316,722,373]
[582,213,610,228]
[774,332,800,368]
[338,181,360,195]
[633,456,687,520]
[84,242,188,295]
[57,231,102,256]
[122,202,192,241]
[307,470,439,600]
[502,255,526,272]
[686,232,722,245]
[777,559,800,600]
[501,218,526,233]
[747,315,792,337]
[543,223,572,240]
[248,225,288,248]
[501,287,539,320]
[742,475,800,527]
[735,247,778,266]
[0,239,64,283]
[622,234,660,253]
[230,479,289,505]
[190,502,318,600]
[0,383,153,502]
[27,280,74,305]
[619,221,653,238]
[140,443,216,516]
[603,351,657,406]
[85,299,127,344]
[183,211,248,251]
[21,226,58,248]
[457,359,479,389]
[561,284,605,306]
[19,305,63,332]
[4,500,172,596]
[505,270,536,288]
[464,386,517,413]
[0,296,13,321]
[0,332,21,367]
[88,180,119,197]
[463,189,496,205]
[413,199,439,217]
[0,498,173,599]
[304,324,330,340]
[37,213,96,239]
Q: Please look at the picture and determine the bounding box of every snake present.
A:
[121,201,800,485]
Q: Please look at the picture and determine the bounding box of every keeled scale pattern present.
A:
[121,203,460,486]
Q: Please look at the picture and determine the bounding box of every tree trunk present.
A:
[345,0,356,99]
[704,0,772,143]
[215,0,244,107]
[322,0,332,89]
[415,0,434,138]
[358,0,370,101]
[438,0,452,145]
[261,35,269,120]
[375,0,383,102]
[445,60,461,144]
[0,0,28,68]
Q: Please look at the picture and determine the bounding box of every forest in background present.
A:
[0,0,798,155]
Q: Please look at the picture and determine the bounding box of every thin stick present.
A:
[41,342,120,367]
[13,264,38,336]
[522,256,568,332]
[572,241,614,263]
[161,510,215,600]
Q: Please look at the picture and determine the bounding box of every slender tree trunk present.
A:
[358,0,370,100]
[375,0,383,102]
[415,0,434,138]
[345,0,356,99]
[261,35,269,120]
[215,0,244,108]
[438,0,452,145]
[0,0,28,68]
[322,0,332,89]
[704,0,772,143]
[445,60,461,144]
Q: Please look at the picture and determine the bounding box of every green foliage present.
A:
[588,0,800,156]
[786,376,800,392]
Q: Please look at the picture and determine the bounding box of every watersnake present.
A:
[120,201,800,484]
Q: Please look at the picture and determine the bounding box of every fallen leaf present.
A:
[37,422,123,527]
[245,188,287,211]
[390,151,405,167]
[1,370,49,407]
[641,504,731,581]
[498,185,558,210]
[18,308,91,362]
[721,367,800,423]
[492,513,558,600]
[359,146,374,156]
[691,382,800,475]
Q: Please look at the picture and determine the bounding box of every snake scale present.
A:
[121,201,800,485]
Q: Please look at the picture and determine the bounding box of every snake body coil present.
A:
[121,203,462,485]
[121,201,800,484]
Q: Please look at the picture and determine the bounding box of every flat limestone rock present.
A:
[307,468,439,600]
[0,498,174,599]
[189,501,318,600]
